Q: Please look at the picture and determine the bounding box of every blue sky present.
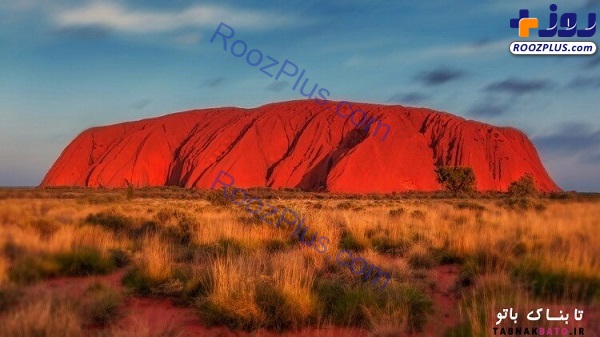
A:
[0,0,599,191]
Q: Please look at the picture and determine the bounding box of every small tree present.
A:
[124,179,135,200]
[435,166,476,196]
[508,173,537,197]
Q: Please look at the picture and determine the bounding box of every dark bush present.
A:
[54,247,115,276]
[8,255,60,284]
[389,208,405,217]
[410,210,426,220]
[371,237,410,256]
[454,201,486,211]
[508,174,537,198]
[0,284,23,312]
[434,166,476,196]
[339,231,366,252]
[109,248,131,268]
[80,283,124,325]
[85,211,134,232]
[408,251,436,269]
[512,260,600,301]
[336,202,353,210]
[122,267,157,296]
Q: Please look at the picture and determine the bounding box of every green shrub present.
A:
[196,298,262,331]
[172,270,212,305]
[388,208,405,217]
[8,255,61,284]
[161,218,193,245]
[403,286,434,333]
[265,239,289,253]
[430,247,463,265]
[336,201,353,210]
[85,211,134,232]
[3,240,25,261]
[122,267,158,296]
[0,284,23,312]
[314,281,433,332]
[205,189,231,207]
[408,251,436,269]
[54,247,115,276]
[30,218,60,238]
[512,260,600,301]
[217,238,245,255]
[508,173,537,198]
[109,248,131,268]
[131,220,159,238]
[410,210,426,220]
[339,231,366,252]
[502,197,547,211]
[236,214,262,226]
[80,283,124,325]
[254,281,315,331]
[371,237,410,256]
[454,201,485,211]
[328,286,381,326]
[126,184,135,200]
[435,166,476,196]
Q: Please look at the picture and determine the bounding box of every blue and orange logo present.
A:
[510,4,596,38]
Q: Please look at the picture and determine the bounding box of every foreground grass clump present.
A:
[8,247,116,284]
[85,211,135,233]
[123,235,174,295]
[512,259,600,301]
[197,251,318,331]
[0,284,22,312]
[314,279,432,332]
[79,282,124,325]
[0,295,83,337]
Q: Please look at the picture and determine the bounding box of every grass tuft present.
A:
[79,282,124,325]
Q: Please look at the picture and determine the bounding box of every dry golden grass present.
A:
[139,235,173,282]
[0,255,7,286]
[0,189,598,335]
[0,294,83,337]
[108,320,183,337]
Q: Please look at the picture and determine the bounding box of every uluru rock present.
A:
[41,100,560,193]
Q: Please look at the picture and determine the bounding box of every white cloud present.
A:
[343,39,511,68]
[174,32,202,46]
[53,2,297,33]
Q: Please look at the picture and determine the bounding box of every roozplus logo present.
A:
[510,4,596,38]
[509,4,597,55]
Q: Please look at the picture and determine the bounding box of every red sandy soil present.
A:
[41,100,559,193]
[17,266,462,336]
[418,265,461,337]
[23,270,370,336]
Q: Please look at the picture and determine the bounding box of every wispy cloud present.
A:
[53,2,298,33]
[534,123,600,153]
[266,81,289,92]
[416,67,466,86]
[387,91,429,104]
[420,39,511,58]
[200,77,226,88]
[569,75,600,89]
[467,96,514,117]
[129,99,152,110]
[173,32,202,45]
[484,77,552,95]
[582,57,600,69]
[582,0,600,9]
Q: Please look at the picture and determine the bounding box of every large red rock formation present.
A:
[41,100,560,193]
